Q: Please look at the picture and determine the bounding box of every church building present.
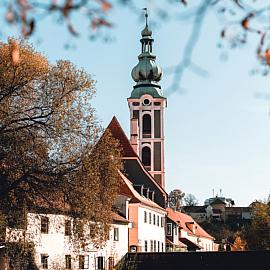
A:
[107,11,168,253]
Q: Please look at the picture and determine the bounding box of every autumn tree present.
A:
[168,189,185,211]
[232,232,247,251]
[243,201,270,250]
[0,39,122,243]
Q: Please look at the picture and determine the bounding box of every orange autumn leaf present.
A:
[101,0,112,12]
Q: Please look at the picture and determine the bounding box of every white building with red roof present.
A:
[166,208,215,252]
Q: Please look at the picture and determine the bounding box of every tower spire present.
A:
[143,8,148,27]
[128,13,167,189]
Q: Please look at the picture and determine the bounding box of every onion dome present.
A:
[131,10,163,87]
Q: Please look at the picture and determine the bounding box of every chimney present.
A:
[130,118,139,154]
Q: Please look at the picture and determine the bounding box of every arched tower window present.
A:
[142,114,151,138]
[142,146,151,168]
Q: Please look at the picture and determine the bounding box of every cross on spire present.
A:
[143,8,148,27]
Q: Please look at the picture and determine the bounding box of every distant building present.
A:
[183,196,251,223]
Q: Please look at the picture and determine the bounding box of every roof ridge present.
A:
[106,116,138,157]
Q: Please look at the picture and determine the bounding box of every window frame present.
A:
[41,254,48,269]
[144,240,148,252]
[65,255,71,269]
[144,211,147,223]
[79,255,89,269]
[167,223,172,236]
[65,220,72,236]
[41,216,49,234]
[113,227,119,241]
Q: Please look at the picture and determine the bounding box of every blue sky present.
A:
[3,2,270,206]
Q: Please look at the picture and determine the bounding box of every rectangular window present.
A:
[108,257,114,270]
[161,217,164,228]
[162,243,164,252]
[150,240,153,252]
[41,217,49,234]
[157,216,159,226]
[167,223,172,236]
[144,240,148,252]
[114,227,119,241]
[158,241,160,252]
[154,240,156,252]
[41,254,48,269]
[79,255,89,269]
[65,255,71,269]
[65,220,72,236]
[149,213,152,224]
[97,256,105,270]
[153,214,156,225]
[144,211,147,223]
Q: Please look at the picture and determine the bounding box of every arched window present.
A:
[142,147,151,167]
[142,114,151,138]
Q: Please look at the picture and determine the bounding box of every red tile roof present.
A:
[107,116,137,157]
[167,208,214,240]
[106,116,167,197]
[112,212,129,224]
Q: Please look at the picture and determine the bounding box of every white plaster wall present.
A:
[7,212,129,269]
[105,223,129,263]
[180,230,214,252]
[137,206,166,252]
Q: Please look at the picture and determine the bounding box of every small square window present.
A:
[65,220,72,236]
[41,254,48,269]
[41,217,49,234]
[65,255,71,269]
[114,227,119,241]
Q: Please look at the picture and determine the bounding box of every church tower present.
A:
[128,10,167,189]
